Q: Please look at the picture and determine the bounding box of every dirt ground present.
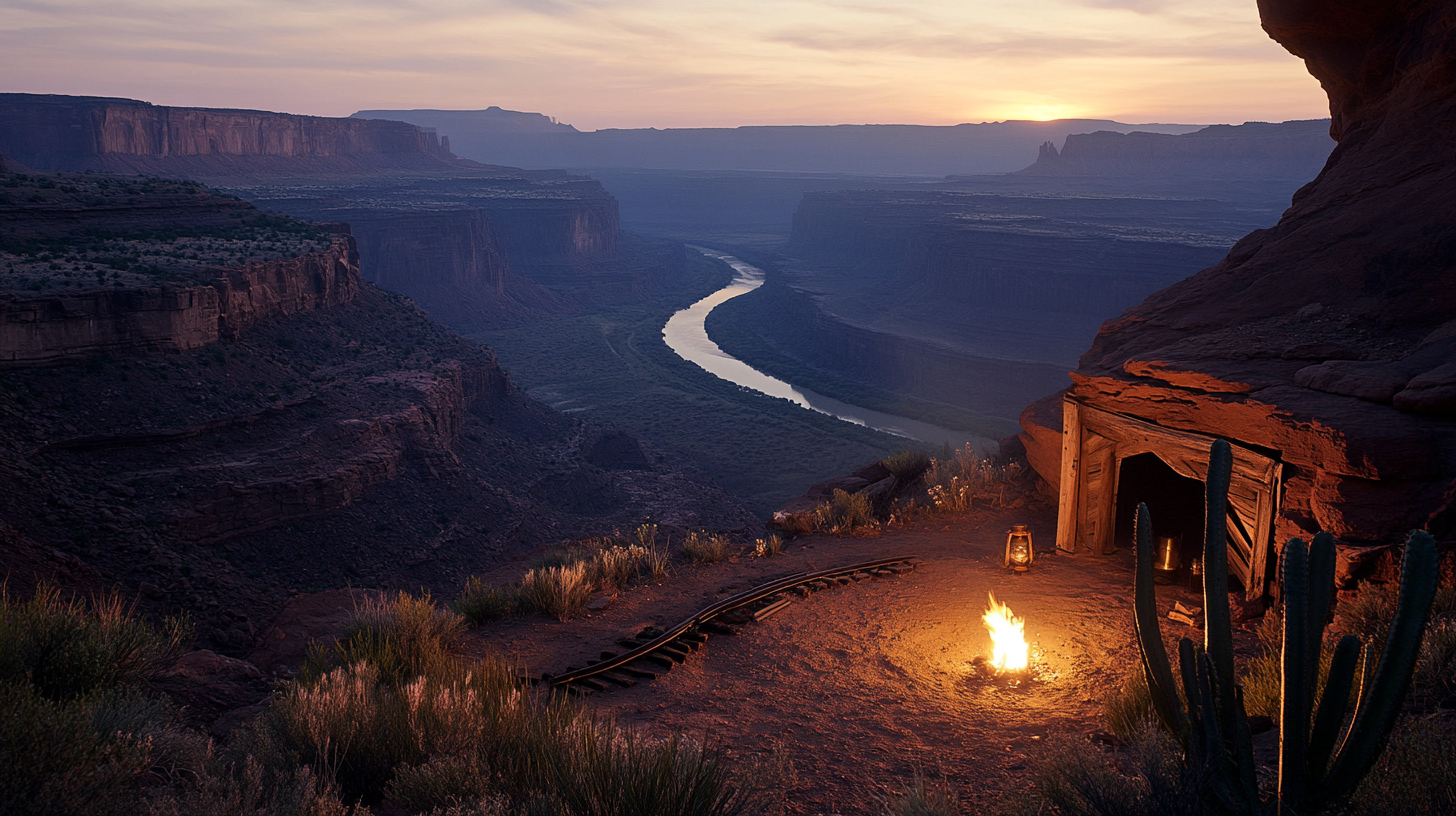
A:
[461,497,1217,815]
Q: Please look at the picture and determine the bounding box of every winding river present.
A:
[662,247,995,451]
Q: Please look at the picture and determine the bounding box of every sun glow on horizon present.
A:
[980,101,1093,122]
[0,0,1328,129]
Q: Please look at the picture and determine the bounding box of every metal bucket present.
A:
[1154,535,1182,572]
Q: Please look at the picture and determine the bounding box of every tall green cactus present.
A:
[1133,439,1439,815]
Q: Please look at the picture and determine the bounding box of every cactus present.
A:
[1134,439,1439,815]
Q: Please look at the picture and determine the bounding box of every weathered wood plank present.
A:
[1057,397,1083,553]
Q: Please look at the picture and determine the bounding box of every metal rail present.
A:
[547,555,919,691]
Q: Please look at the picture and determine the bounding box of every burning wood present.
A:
[982,593,1029,672]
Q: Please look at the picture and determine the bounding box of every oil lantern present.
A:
[1005,524,1034,572]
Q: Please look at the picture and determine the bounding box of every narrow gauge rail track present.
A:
[544,556,920,694]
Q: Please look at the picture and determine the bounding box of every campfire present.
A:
[982,593,1029,672]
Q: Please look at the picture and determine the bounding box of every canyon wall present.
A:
[727,190,1237,421]
[1,235,359,365]
[246,175,623,327]
[354,110,1204,175]
[1020,0,1456,549]
[0,93,472,176]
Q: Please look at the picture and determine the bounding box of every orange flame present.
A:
[982,593,1029,671]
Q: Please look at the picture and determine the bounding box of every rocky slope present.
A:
[0,93,473,176]
[0,171,757,655]
[1020,0,1456,547]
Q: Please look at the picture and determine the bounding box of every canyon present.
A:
[352,108,1204,175]
[0,173,756,656]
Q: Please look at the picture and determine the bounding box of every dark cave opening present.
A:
[1114,452,1210,583]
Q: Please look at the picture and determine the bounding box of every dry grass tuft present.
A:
[0,583,191,700]
[518,563,594,621]
[682,532,731,564]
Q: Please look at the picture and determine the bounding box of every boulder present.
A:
[247,588,380,676]
[151,650,270,736]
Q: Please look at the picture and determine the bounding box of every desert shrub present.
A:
[683,532,731,564]
[421,794,513,816]
[1416,616,1456,703]
[1341,581,1399,654]
[881,451,931,483]
[0,683,157,815]
[1002,723,1201,816]
[530,542,597,571]
[320,591,465,685]
[926,478,973,513]
[633,524,673,578]
[921,444,1025,513]
[390,755,495,812]
[453,578,520,627]
[528,716,755,816]
[588,545,648,589]
[0,583,191,700]
[1346,715,1456,815]
[753,535,784,558]
[814,489,874,533]
[1102,667,1158,740]
[880,773,959,816]
[270,659,516,802]
[144,756,350,816]
[519,563,593,620]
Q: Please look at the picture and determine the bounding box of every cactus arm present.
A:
[1179,638,1209,765]
[1321,530,1440,802]
[1308,634,1362,781]
[1278,538,1311,814]
[1198,650,1259,815]
[1305,533,1337,714]
[1135,502,1187,736]
[1203,440,1238,714]
[1230,686,1260,810]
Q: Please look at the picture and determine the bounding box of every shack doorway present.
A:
[1055,398,1281,600]
[1113,453,1206,578]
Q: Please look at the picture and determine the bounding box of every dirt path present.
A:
[463,498,1209,815]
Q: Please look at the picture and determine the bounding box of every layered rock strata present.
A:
[1021,0,1456,548]
[0,94,472,176]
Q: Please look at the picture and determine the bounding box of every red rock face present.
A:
[0,236,360,365]
[0,94,469,175]
[1022,0,1456,547]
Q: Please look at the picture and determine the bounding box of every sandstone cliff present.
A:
[1,173,358,364]
[1021,0,1456,548]
[0,93,475,176]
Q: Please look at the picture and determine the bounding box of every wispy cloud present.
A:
[0,0,1324,128]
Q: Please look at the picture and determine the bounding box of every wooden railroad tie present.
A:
[546,556,919,694]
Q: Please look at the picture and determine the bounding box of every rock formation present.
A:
[1021,0,1456,551]
[0,94,473,176]
[1019,119,1334,179]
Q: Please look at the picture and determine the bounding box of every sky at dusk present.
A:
[0,0,1328,129]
